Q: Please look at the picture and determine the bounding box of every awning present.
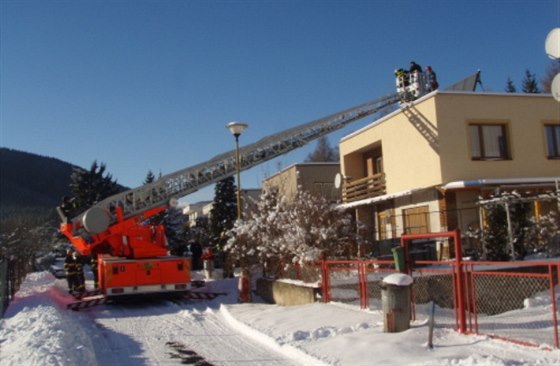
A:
[336,188,422,210]
[337,177,560,210]
[441,177,560,190]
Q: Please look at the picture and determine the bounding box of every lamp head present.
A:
[227,121,248,137]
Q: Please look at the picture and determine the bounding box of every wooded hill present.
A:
[0,148,76,209]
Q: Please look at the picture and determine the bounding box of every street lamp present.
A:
[227,121,248,220]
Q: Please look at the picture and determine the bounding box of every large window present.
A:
[469,124,510,160]
[545,124,560,159]
[402,206,430,234]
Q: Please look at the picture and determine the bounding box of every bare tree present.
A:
[541,60,560,93]
[305,136,339,162]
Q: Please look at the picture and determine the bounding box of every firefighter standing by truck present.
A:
[64,249,78,293]
[64,249,85,295]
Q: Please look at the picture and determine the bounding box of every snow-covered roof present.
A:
[336,188,423,209]
[442,177,560,190]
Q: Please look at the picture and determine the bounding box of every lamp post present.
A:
[227,121,248,220]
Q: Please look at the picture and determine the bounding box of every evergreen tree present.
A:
[521,69,541,93]
[305,136,339,162]
[141,169,186,250]
[209,176,237,277]
[505,77,517,93]
[163,207,187,254]
[481,203,510,261]
[509,201,533,259]
[479,191,547,260]
[144,170,156,184]
[69,161,121,213]
[527,211,560,257]
[209,176,237,248]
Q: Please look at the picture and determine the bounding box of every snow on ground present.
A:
[1,270,560,366]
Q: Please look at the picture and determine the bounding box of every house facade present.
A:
[182,201,213,227]
[262,162,340,203]
[338,91,560,258]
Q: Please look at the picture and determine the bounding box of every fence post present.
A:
[549,264,559,348]
[358,262,368,309]
[320,259,330,303]
[0,259,8,318]
[454,229,467,333]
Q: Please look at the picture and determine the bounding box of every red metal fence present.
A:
[316,230,560,349]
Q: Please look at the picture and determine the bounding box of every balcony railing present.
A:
[342,173,386,203]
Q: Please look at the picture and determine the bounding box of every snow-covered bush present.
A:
[479,190,560,260]
[224,188,364,278]
[526,211,560,257]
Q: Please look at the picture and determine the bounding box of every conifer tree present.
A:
[163,207,187,254]
[521,69,541,93]
[209,176,237,248]
[69,161,121,213]
[509,201,532,259]
[208,176,237,277]
[481,203,510,261]
[144,170,156,184]
[505,77,517,93]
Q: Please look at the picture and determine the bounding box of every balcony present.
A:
[342,173,386,203]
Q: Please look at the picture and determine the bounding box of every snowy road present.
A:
[83,299,299,366]
[3,271,560,366]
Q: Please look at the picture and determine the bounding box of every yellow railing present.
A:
[342,173,386,203]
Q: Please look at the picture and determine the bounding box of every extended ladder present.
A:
[71,92,401,233]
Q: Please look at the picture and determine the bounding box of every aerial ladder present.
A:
[58,71,480,300]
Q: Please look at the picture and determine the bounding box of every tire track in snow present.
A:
[86,300,300,365]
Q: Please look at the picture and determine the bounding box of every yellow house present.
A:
[262,162,340,203]
[338,91,560,257]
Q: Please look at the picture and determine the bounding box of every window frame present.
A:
[469,123,511,161]
[402,205,431,235]
[544,124,560,159]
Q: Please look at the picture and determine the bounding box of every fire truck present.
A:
[57,71,480,302]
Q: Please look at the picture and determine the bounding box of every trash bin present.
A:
[391,246,405,273]
[381,273,413,333]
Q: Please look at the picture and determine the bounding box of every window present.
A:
[469,124,510,160]
[377,209,396,240]
[375,156,383,174]
[402,206,430,234]
[545,124,560,159]
[363,146,382,176]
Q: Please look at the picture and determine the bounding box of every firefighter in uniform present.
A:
[74,251,86,294]
[60,196,77,222]
[90,252,99,289]
[64,249,79,294]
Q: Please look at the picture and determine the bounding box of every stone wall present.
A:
[256,278,320,306]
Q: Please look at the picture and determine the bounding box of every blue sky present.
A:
[1,0,558,203]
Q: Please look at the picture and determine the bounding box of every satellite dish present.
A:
[545,28,560,59]
[334,173,342,189]
[552,74,560,102]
